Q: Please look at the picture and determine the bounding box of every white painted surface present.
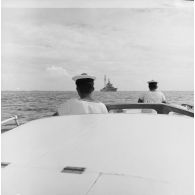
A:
[2,114,193,195]
[88,174,174,195]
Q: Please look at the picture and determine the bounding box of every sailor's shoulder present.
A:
[59,99,78,106]
[97,102,107,107]
[156,90,165,95]
[81,99,106,107]
[92,100,106,106]
[79,98,101,104]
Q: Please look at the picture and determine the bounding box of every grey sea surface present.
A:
[1,91,194,132]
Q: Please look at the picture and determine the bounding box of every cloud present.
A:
[46,66,71,77]
[1,8,193,90]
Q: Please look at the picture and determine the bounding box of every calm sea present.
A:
[1,91,194,132]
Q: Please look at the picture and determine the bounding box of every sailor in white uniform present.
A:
[138,80,166,103]
[57,73,108,115]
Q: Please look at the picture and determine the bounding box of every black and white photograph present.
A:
[1,0,194,194]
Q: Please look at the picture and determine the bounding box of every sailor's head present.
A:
[72,73,96,98]
[147,80,158,91]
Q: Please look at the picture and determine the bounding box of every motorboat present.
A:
[1,103,194,195]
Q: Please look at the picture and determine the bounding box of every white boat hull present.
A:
[2,114,193,195]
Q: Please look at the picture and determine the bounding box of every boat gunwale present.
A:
[106,103,194,117]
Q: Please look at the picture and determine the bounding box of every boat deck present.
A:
[2,114,193,195]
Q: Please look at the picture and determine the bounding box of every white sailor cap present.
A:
[72,73,96,82]
[147,80,158,84]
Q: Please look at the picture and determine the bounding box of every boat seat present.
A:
[109,109,157,114]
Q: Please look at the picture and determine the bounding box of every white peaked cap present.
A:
[72,73,96,82]
[147,80,158,84]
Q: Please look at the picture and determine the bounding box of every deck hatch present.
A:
[61,166,86,174]
[1,162,10,168]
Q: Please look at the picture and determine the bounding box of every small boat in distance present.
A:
[100,75,117,92]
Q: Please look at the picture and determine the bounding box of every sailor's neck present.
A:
[79,95,94,101]
[149,89,158,92]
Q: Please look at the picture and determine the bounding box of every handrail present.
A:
[181,104,194,110]
[106,103,194,118]
[1,115,20,126]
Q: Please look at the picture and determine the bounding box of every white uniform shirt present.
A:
[57,99,108,115]
[139,90,166,103]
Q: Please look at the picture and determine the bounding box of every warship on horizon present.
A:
[100,75,117,92]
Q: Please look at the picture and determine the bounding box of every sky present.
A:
[2,0,194,8]
[1,2,194,91]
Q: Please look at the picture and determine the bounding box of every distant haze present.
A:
[2,6,193,91]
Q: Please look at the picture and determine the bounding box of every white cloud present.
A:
[46,66,71,77]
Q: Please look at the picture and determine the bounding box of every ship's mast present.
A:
[104,75,107,87]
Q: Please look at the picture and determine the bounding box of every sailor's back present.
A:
[58,99,108,115]
[140,90,166,103]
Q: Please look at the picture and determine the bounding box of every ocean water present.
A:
[1,91,194,132]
